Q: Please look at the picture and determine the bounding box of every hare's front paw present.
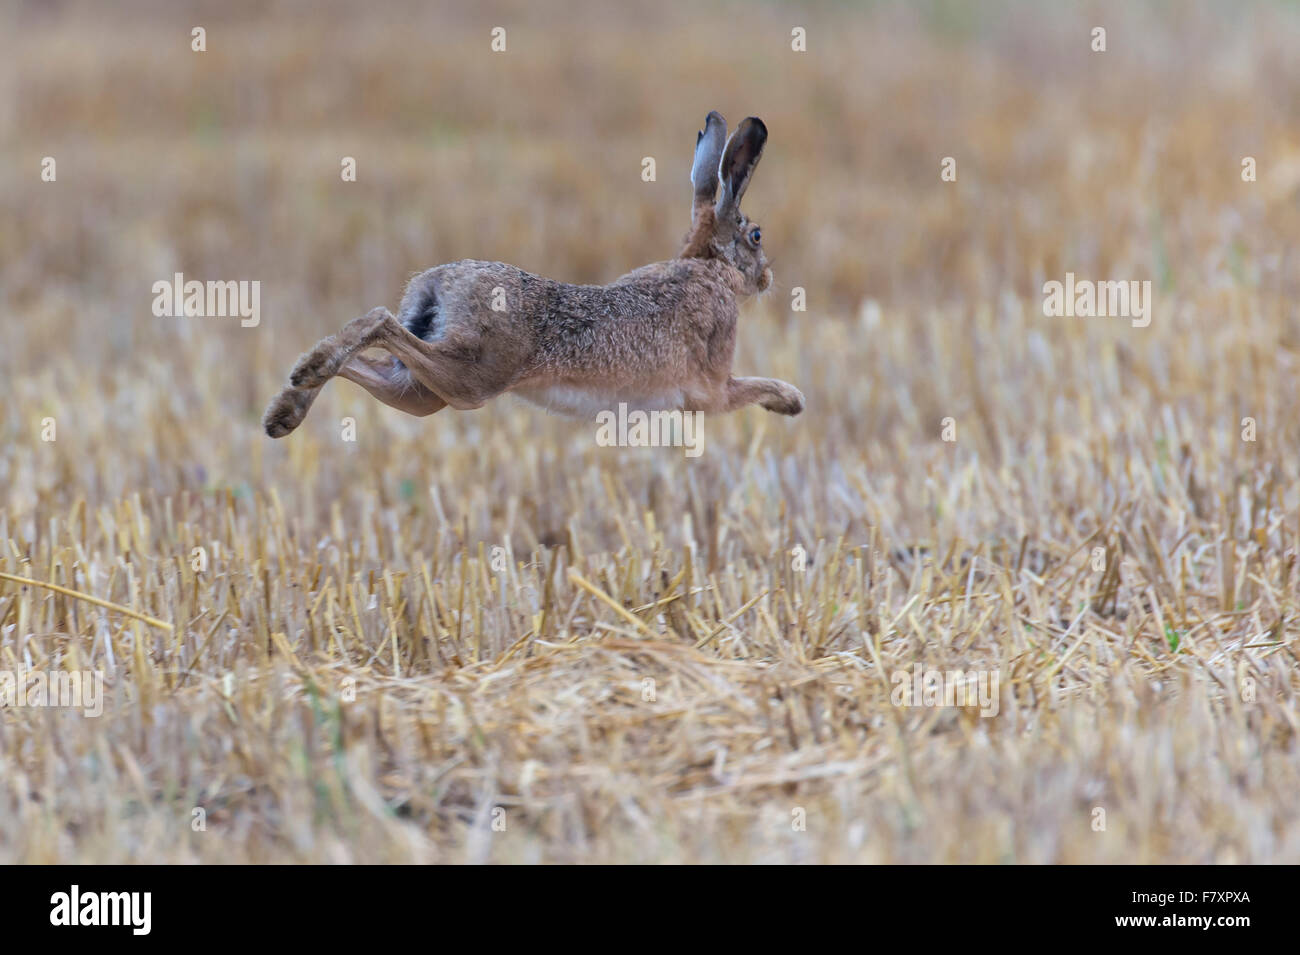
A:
[762,383,805,416]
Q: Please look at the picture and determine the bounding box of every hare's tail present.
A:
[401,284,442,342]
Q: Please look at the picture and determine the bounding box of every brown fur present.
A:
[263,111,802,439]
[681,204,717,259]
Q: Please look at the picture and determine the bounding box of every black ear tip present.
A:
[705,110,725,126]
[745,117,768,138]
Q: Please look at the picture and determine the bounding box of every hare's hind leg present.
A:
[264,310,383,438]
[290,307,394,390]
[263,355,444,438]
[371,325,504,411]
[265,308,429,438]
[289,306,503,411]
[263,383,321,438]
[337,354,447,417]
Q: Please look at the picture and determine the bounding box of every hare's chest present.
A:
[513,383,685,418]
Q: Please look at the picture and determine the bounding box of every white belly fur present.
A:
[512,384,686,418]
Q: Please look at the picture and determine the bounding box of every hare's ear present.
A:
[690,110,727,219]
[715,117,767,222]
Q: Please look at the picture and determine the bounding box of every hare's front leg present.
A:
[720,376,805,416]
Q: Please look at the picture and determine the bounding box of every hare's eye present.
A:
[749,228,762,245]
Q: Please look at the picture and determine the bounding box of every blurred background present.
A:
[2,0,1300,862]
[4,0,1300,527]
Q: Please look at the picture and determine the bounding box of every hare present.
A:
[262,111,803,438]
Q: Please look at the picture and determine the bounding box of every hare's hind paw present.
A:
[263,386,318,438]
[762,383,805,416]
[289,346,342,390]
[289,310,393,389]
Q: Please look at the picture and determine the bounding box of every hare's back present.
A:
[398,260,542,341]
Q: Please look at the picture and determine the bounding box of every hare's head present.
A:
[681,112,771,295]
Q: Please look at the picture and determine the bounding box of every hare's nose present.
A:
[758,268,773,292]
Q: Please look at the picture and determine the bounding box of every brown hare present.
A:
[262,111,803,438]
